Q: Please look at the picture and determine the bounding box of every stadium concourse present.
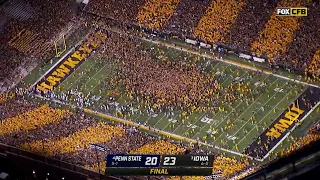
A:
[0,0,320,180]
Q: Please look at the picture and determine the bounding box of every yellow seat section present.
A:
[193,0,246,43]
[251,0,303,63]
[20,122,123,156]
[137,0,180,30]
[0,104,71,136]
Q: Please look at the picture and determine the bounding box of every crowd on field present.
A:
[93,31,258,117]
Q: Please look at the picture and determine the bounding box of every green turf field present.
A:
[25,30,320,162]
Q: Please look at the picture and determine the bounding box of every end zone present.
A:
[244,86,320,160]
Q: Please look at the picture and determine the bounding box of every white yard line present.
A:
[62,61,111,105]
[190,74,253,140]
[63,62,97,92]
[81,63,112,97]
[213,75,278,142]
[130,107,149,124]
[218,65,234,85]
[255,101,274,109]
[161,113,180,131]
[212,74,269,131]
[90,72,109,91]
[83,63,108,88]
[272,73,319,89]
[235,89,291,150]
[152,113,170,127]
[230,79,283,136]
[261,100,320,161]
[177,112,207,134]
[210,59,222,70]
[141,115,153,126]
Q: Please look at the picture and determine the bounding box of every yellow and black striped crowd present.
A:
[0,95,251,179]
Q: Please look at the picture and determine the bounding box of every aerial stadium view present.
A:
[0,0,319,179]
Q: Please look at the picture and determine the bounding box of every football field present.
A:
[28,30,320,162]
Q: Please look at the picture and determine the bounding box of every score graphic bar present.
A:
[105,167,212,176]
[106,154,214,168]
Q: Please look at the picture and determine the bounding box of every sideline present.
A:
[143,38,320,89]
[32,94,263,162]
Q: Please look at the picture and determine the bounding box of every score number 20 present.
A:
[145,156,176,166]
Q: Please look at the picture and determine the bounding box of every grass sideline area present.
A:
[23,28,320,166]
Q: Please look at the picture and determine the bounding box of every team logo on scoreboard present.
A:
[276,7,308,16]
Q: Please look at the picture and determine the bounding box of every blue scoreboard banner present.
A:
[106,154,161,167]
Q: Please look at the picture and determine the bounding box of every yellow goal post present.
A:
[54,34,67,57]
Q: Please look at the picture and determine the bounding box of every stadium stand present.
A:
[281,121,320,157]
[226,0,277,51]
[164,0,210,38]
[193,0,246,44]
[250,0,304,62]
[0,0,75,88]
[1,0,35,21]
[85,0,144,23]
[279,2,320,76]
[84,0,320,79]
[0,143,119,180]
[137,0,180,30]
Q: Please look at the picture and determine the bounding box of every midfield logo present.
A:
[276,7,308,16]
